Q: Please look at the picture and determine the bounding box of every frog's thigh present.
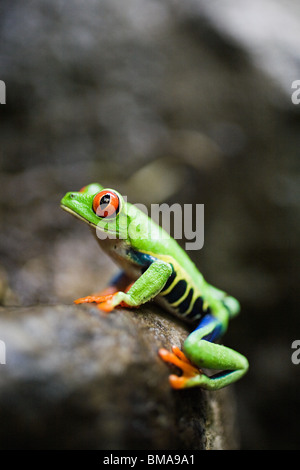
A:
[183,314,248,374]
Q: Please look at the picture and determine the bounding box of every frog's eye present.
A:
[92,190,120,218]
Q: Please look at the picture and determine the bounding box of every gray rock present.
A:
[0,303,238,449]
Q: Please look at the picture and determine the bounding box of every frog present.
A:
[60,183,248,390]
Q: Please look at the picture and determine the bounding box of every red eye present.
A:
[92,190,120,218]
[79,186,87,193]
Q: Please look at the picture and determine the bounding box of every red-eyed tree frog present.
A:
[60,183,248,390]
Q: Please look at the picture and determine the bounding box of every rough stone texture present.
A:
[0,303,238,450]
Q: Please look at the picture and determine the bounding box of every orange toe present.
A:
[97,300,114,312]
[74,294,114,305]
[159,347,198,376]
[75,291,137,313]
[169,374,189,389]
[159,346,202,389]
[158,348,176,364]
[171,346,191,364]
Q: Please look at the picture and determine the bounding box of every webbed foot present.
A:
[75,293,114,312]
[158,346,204,389]
[74,288,133,313]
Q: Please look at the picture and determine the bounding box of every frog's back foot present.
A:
[158,346,203,389]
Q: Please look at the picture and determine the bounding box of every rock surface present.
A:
[0,303,238,450]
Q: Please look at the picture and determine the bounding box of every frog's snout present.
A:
[61,191,78,205]
[65,191,77,199]
[60,192,76,212]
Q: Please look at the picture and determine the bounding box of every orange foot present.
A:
[74,289,132,313]
[158,346,203,389]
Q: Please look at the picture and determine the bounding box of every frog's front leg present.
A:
[76,260,173,313]
[159,312,249,390]
[74,270,133,306]
[100,260,172,312]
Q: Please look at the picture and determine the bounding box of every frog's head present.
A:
[60,183,129,239]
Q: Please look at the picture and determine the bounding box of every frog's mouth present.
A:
[60,203,98,229]
[60,203,121,237]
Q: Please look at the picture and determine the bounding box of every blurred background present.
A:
[0,0,299,449]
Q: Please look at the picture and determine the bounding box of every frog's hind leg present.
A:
[158,346,204,389]
[159,313,248,390]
